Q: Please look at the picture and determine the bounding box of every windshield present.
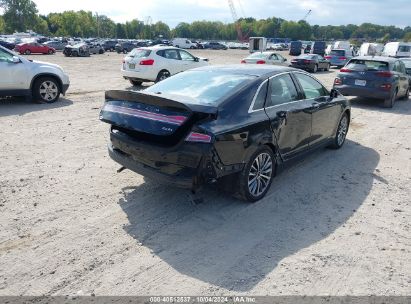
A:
[346,59,389,71]
[330,50,345,56]
[129,49,151,58]
[145,70,256,105]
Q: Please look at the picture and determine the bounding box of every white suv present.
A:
[0,46,70,103]
[121,46,209,86]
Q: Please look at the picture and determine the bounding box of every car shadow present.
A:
[350,96,411,115]
[118,140,379,292]
[0,97,73,117]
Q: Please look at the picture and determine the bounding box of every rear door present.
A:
[263,73,312,160]
[293,72,341,146]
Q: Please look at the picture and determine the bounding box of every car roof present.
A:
[192,64,296,77]
[139,46,179,50]
[350,56,398,63]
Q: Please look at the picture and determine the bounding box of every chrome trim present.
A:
[247,79,268,113]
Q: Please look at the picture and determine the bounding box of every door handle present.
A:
[276,110,288,119]
[310,102,320,110]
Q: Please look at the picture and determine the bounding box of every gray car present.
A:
[400,58,411,86]
[334,56,409,108]
[43,41,66,51]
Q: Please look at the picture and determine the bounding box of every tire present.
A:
[312,64,318,73]
[329,113,349,149]
[401,87,409,100]
[99,49,104,54]
[123,49,128,54]
[129,80,143,86]
[325,64,330,71]
[156,70,171,82]
[48,49,53,55]
[237,146,276,202]
[24,50,31,55]
[32,77,61,104]
[71,51,78,57]
[384,89,397,108]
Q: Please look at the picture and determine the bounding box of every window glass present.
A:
[295,73,328,99]
[179,50,195,61]
[266,74,299,107]
[164,49,180,60]
[330,50,345,56]
[346,59,389,71]
[252,81,268,110]
[269,54,278,60]
[0,48,13,62]
[145,71,256,105]
[398,45,410,52]
[129,49,151,58]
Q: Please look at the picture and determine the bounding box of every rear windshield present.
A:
[129,49,151,58]
[145,71,256,105]
[248,53,266,59]
[298,55,316,59]
[346,59,389,71]
[330,50,345,56]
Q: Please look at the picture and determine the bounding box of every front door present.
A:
[0,48,27,91]
[264,73,312,160]
[293,72,341,147]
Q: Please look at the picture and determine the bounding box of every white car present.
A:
[0,45,70,103]
[240,51,288,66]
[121,46,209,86]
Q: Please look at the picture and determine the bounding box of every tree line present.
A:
[1,0,411,42]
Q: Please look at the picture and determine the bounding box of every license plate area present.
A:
[355,79,366,86]
[128,63,135,69]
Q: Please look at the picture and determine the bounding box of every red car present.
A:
[14,42,55,55]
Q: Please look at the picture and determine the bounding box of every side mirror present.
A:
[283,58,287,62]
[330,88,339,99]
[194,57,199,62]
[12,56,21,64]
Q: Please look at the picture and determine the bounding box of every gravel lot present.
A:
[0,49,410,296]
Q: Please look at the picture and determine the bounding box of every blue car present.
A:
[333,56,410,108]
[325,49,352,68]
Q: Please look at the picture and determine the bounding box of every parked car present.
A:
[400,58,411,85]
[63,43,90,57]
[324,49,352,68]
[203,41,228,50]
[102,40,118,52]
[115,42,136,54]
[0,40,15,50]
[43,40,66,51]
[311,41,326,56]
[333,56,409,108]
[171,38,197,49]
[290,54,330,73]
[241,52,288,66]
[382,42,411,58]
[88,43,105,54]
[121,46,209,86]
[289,41,302,56]
[304,44,312,54]
[0,45,70,103]
[358,43,383,57]
[100,65,350,202]
[14,42,55,55]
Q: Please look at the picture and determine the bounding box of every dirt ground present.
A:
[0,49,410,296]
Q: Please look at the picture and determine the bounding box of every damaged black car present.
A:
[100,65,350,202]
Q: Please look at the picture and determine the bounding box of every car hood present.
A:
[31,60,64,72]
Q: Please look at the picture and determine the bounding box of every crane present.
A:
[302,9,312,21]
[228,0,248,42]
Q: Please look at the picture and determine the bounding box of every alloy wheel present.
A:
[248,152,273,197]
[39,81,58,102]
[337,115,348,146]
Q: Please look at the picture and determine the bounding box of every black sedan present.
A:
[100,66,350,202]
[290,54,330,73]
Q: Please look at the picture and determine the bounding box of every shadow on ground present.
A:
[350,96,411,115]
[118,140,379,292]
[0,97,73,117]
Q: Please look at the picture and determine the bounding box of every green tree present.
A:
[0,0,38,32]
[115,23,126,38]
[404,32,411,42]
[0,15,5,33]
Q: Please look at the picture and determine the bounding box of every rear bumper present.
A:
[121,68,157,82]
[108,130,218,189]
[290,63,314,71]
[334,85,391,99]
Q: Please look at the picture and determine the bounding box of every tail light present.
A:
[256,60,266,64]
[241,59,246,64]
[325,56,331,59]
[380,84,392,91]
[339,57,347,60]
[376,71,393,78]
[340,68,352,73]
[303,60,312,64]
[185,132,212,143]
[334,78,342,85]
[139,59,154,65]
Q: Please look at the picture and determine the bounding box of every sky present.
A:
[2,0,410,28]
